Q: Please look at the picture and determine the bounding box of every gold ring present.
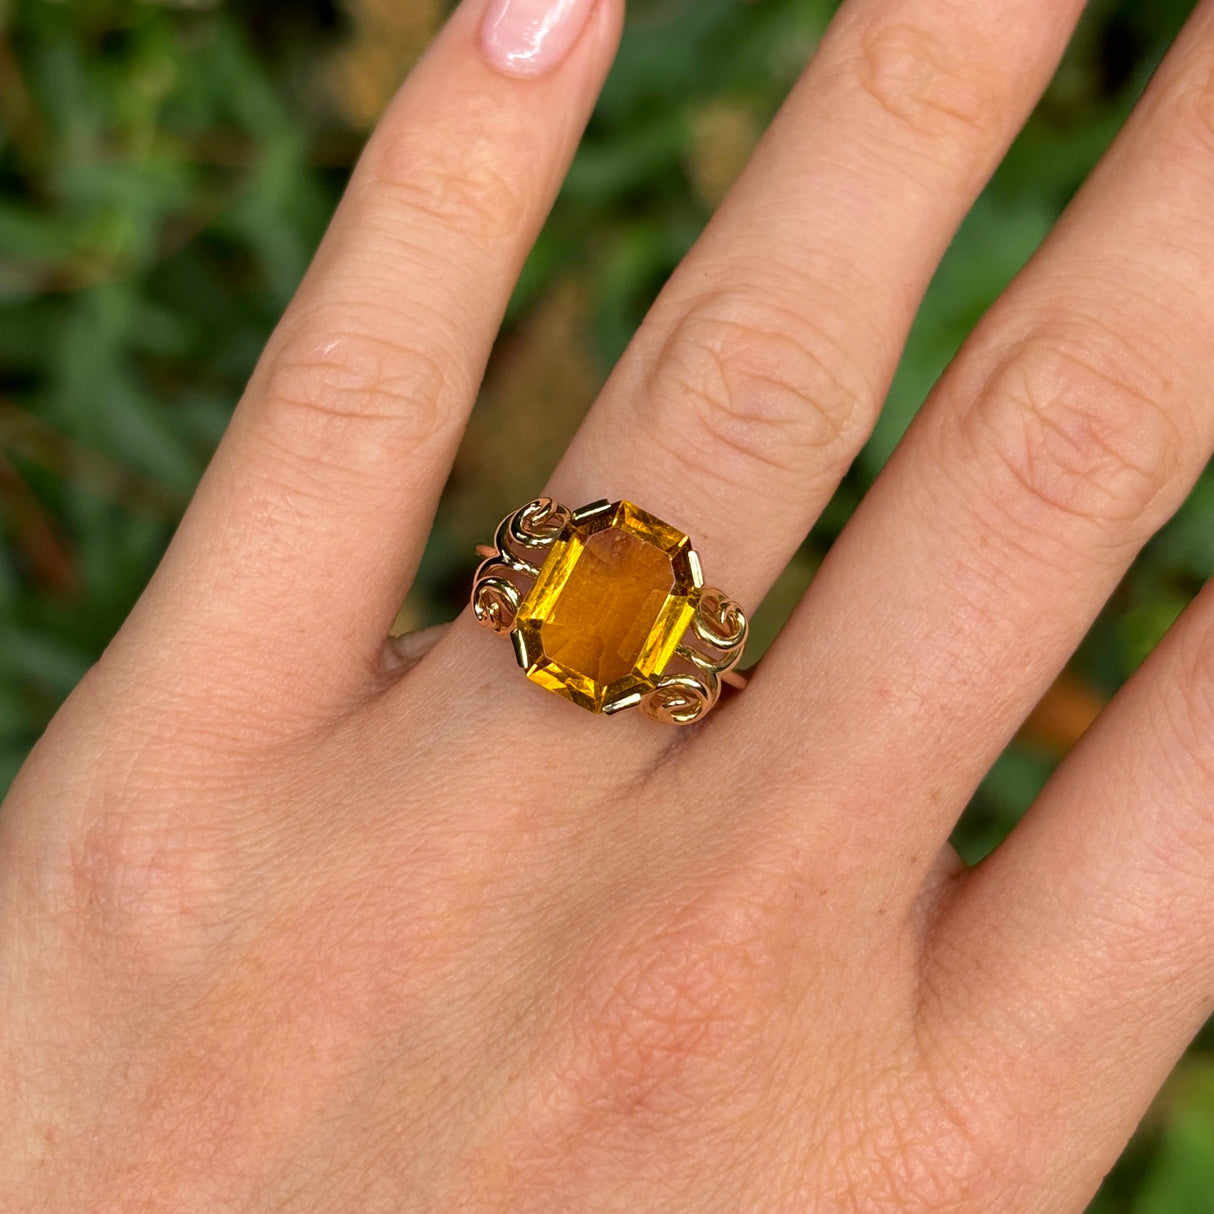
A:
[471,497,748,725]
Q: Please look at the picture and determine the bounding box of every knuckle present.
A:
[256,311,452,471]
[554,879,789,1129]
[861,1088,1027,1212]
[828,1041,1035,1213]
[361,125,530,249]
[58,764,234,974]
[642,290,872,496]
[962,322,1184,542]
[853,19,1006,173]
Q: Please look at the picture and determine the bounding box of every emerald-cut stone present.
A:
[514,500,701,713]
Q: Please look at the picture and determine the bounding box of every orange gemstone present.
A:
[514,501,701,714]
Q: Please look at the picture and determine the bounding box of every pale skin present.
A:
[5,0,1214,1207]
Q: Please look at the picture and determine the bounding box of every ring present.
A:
[471,497,748,725]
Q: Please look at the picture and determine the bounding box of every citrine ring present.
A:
[471,497,748,725]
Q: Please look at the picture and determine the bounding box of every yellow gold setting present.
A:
[472,497,747,725]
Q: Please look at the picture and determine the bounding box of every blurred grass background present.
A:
[1,0,1212,1206]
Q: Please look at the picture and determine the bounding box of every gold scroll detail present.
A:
[639,587,748,726]
[471,497,571,636]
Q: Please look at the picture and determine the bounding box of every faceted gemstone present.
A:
[538,528,673,685]
[514,500,701,713]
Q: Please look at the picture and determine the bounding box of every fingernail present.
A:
[480,0,597,78]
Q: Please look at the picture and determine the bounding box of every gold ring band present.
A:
[471,497,748,725]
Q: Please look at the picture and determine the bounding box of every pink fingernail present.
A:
[480,0,597,78]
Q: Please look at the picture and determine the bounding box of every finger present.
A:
[533,0,1086,614]
[107,0,621,712]
[923,578,1214,1209]
[385,623,453,677]
[421,0,1085,747]
[737,0,1214,886]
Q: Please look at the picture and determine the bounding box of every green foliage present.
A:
[1,0,1211,1206]
[0,0,338,780]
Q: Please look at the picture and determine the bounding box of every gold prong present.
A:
[510,628,532,670]
[571,499,612,525]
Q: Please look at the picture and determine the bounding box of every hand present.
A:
[5,0,1214,1209]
